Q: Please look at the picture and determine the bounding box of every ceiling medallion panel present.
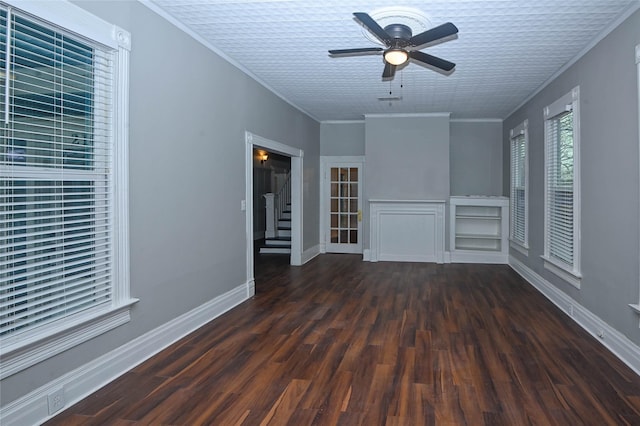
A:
[361,7,431,45]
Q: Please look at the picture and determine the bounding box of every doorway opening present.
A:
[245,131,303,297]
[253,148,291,256]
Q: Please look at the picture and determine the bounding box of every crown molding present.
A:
[321,120,365,124]
[450,118,503,123]
[139,0,320,123]
[364,112,451,119]
[505,0,640,119]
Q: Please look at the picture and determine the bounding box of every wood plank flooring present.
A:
[45,255,640,425]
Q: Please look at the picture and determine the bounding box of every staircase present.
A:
[260,205,291,254]
[260,172,291,254]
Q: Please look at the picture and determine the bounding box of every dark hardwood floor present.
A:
[46,255,640,425]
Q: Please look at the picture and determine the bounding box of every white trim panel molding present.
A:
[369,200,445,263]
[510,256,640,377]
[0,282,250,426]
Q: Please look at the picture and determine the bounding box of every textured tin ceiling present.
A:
[146,0,638,121]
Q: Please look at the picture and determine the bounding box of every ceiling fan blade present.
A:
[382,62,396,79]
[409,50,455,71]
[409,22,458,47]
[329,47,383,55]
[353,12,392,45]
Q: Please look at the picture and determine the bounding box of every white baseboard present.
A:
[378,254,439,263]
[451,251,508,264]
[509,256,640,376]
[246,278,255,298]
[364,249,447,264]
[363,249,371,262]
[301,244,320,265]
[1,282,251,426]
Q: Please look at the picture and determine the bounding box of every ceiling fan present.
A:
[329,12,458,79]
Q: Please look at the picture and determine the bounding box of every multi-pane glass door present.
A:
[326,163,362,253]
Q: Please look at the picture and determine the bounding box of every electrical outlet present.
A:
[47,387,65,415]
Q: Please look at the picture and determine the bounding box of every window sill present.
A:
[509,240,529,257]
[542,256,581,289]
[0,298,139,379]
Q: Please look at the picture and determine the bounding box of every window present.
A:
[543,87,581,287]
[0,1,133,378]
[510,120,528,253]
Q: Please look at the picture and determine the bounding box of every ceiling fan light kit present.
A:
[329,9,458,79]
[384,49,409,66]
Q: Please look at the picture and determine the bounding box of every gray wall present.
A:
[363,115,450,249]
[2,1,320,405]
[450,120,503,196]
[365,115,450,200]
[320,119,502,198]
[503,10,640,344]
[322,116,504,250]
[320,121,365,156]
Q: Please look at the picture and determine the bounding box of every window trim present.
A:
[0,0,136,379]
[509,119,529,255]
[542,86,582,288]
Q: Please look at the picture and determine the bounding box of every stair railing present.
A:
[263,171,292,239]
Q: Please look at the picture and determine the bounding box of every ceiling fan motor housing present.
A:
[384,23,412,47]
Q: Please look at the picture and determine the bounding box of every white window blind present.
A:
[0,7,114,338]
[543,87,580,287]
[510,125,527,247]
[545,111,574,266]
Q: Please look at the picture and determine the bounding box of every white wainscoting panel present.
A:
[369,200,445,263]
